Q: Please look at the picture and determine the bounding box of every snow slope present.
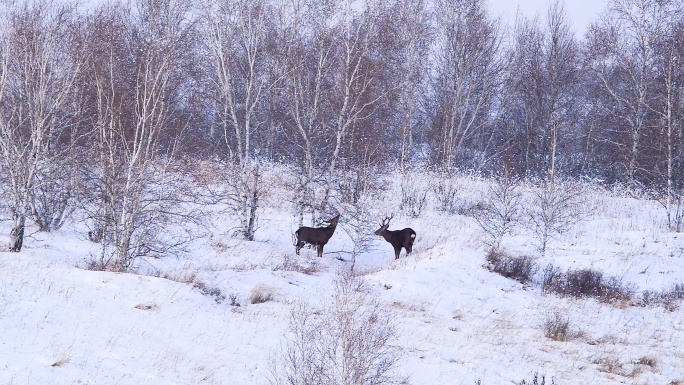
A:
[1,166,683,385]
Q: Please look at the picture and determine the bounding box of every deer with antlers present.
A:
[294,214,340,257]
[375,215,416,260]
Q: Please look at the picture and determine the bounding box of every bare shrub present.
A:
[270,269,403,385]
[542,265,635,304]
[638,284,684,311]
[474,171,521,250]
[229,293,241,307]
[656,187,684,232]
[400,174,428,218]
[540,263,562,294]
[485,249,537,284]
[336,166,384,206]
[526,179,586,256]
[249,284,276,304]
[433,176,458,213]
[543,312,572,341]
[338,198,380,267]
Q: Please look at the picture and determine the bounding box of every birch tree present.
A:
[390,0,431,171]
[276,0,392,225]
[318,0,390,213]
[505,1,579,179]
[277,0,336,227]
[428,0,504,169]
[586,0,673,187]
[651,5,684,230]
[0,1,84,251]
[203,0,276,240]
[84,0,195,271]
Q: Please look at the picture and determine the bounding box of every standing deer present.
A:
[375,215,416,260]
[294,214,340,257]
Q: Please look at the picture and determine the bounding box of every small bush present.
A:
[400,175,428,218]
[485,250,537,284]
[229,293,241,307]
[270,271,402,385]
[543,312,571,341]
[433,178,458,213]
[540,264,562,293]
[638,284,684,311]
[249,284,276,304]
[542,266,635,304]
[473,171,521,249]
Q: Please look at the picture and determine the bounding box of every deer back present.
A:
[296,215,340,245]
[376,224,415,248]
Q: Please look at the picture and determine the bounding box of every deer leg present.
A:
[394,246,401,260]
[317,244,323,258]
[296,241,305,255]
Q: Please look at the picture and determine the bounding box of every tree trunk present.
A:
[9,216,25,252]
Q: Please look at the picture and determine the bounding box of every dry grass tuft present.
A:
[249,284,277,304]
[635,355,658,370]
[164,270,226,304]
[273,254,322,275]
[593,355,646,378]
[543,312,572,341]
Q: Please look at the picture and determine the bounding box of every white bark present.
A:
[0,2,83,250]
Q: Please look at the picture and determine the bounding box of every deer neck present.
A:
[380,230,393,242]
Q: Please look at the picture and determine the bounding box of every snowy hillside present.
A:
[1,165,683,385]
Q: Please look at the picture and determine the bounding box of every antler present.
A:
[380,214,394,227]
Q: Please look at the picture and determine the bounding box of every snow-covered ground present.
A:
[1,165,683,385]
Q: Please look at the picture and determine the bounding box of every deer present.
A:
[294,214,340,258]
[375,215,416,260]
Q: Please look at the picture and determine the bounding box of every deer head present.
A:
[327,214,341,227]
[375,214,393,235]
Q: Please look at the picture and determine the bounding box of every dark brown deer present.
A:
[294,214,340,257]
[375,215,416,260]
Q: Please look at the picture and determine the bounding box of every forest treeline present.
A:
[0,0,683,268]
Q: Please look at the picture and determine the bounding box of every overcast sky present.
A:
[487,0,608,37]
